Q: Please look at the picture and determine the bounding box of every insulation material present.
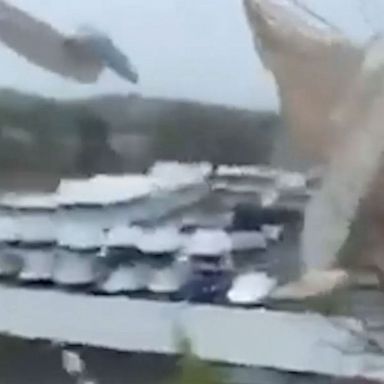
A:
[244,0,384,297]
[243,0,363,163]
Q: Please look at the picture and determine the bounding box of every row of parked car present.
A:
[0,205,303,306]
[0,162,310,306]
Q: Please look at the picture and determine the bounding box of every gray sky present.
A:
[1,0,382,110]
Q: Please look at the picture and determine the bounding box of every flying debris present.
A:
[243,0,363,163]
[244,0,384,298]
[0,0,138,83]
[69,26,139,83]
[61,350,96,384]
[62,350,84,376]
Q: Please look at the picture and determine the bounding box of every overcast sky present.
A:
[1,0,382,110]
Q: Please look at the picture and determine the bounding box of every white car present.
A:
[99,226,149,294]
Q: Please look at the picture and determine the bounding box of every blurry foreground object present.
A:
[61,349,96,384]
[243,0,363,163]
[0,0,138,83]
[244,0,384,298]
